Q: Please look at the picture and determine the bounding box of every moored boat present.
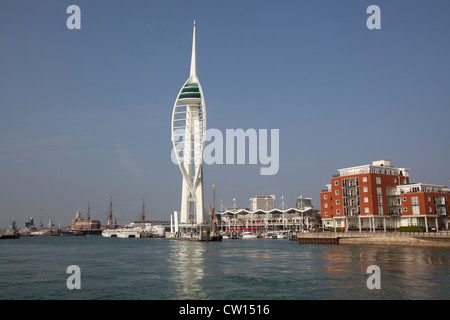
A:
[0,220,21,239]
[241,231,258,239]
[102,221,154,238]
[276,230,289,239]
[265,232,277,239]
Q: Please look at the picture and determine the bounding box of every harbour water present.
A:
[0,236,449,300]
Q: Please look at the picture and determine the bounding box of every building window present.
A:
[363,177,367,182]
[403,197,406,202]
[363,187,368,192]
[394,178,397,183]
[428,207,432,213]
[325,212,328,217]
[376,177,381,184]
[334,181,339,186]
[377,187,383,205]
[365,207,369,213]
[336,200,340,205]
[324,203,328,208]
[336,209,340,214]
[403,207,407,212]
[324,195,328,200]
[412,196,420,215]
[427,196,431,202]
[364,197,369,203]
[335,190,339,195]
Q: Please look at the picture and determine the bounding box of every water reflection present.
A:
[320,245,450,299]
[165,240,450,299]
[1,237,449,299]
[168,241,208,299]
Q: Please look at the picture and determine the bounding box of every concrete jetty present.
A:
[297,232,450,247]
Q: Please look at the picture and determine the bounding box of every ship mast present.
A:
[142,197,146,224]
[108,195,114,226]
[88,202,91,231]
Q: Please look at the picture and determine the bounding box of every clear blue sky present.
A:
[1,0,449,228]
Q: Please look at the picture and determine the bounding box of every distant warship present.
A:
[0,220,20,239]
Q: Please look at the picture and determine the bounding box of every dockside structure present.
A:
[216,196,319,232]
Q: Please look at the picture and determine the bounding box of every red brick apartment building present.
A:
[320,160,449,232]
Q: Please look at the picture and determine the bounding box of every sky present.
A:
[0,0,449,228]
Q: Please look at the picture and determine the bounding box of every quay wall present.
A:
[296,233,450,247]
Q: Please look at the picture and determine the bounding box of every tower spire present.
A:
[189,20,197,79]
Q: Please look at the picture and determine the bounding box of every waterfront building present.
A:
[69,209,102,235]
[320,160,449,232]
[296,197,312,209]
[296,196,320,228]
[251,195,276,211]
[217,195,317,232]
[171,21,207,226]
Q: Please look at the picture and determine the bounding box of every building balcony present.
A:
[387,202,402,207]
[344,213,360,217]
[386,190,401,196]
[344,202,360,207]
[343,192,359,197]
[342,177,359,188]
[343,183,359,188]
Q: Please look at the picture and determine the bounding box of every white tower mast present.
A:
[171,21,207,225]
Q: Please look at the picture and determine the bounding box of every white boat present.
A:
[102,222,153,238]
[220,232,231,239]
[276,230,289,239]
[101,227,140,238]
[101,228,117,237]
[265,232,277,239]
[102,198,166,238]
[241,231,258,239]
